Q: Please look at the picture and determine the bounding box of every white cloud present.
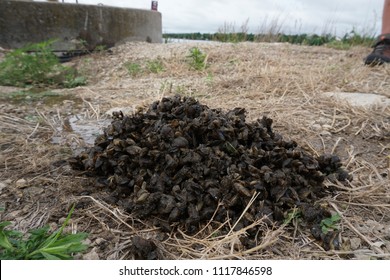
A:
[73,0,383,36]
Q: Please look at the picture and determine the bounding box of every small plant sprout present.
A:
[125,62,142,77]
[94,45,107,52]
[283,207,301,226]
[320,213,341,234]
[125,59,165,76]
[146,58,165,74]
[206,72,214,85]
[187,47,208,71]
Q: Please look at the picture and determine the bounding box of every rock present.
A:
[385,241,390,253]
[93,238,106,246]
[310,124,322,131]
[0,181,7,194]
[322,92,390,108]
[354,252,372,260]
[319,130,332,137]
[15,179,28,189]
[130,236,158,260]
[350,237,362,250]
[26,186,44,196]
[83,247,100,260]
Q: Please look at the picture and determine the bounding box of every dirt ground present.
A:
[0,41,389,259]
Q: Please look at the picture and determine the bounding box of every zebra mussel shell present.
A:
[69,95,351,249]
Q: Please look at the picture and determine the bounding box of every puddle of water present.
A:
[68,114,111,145]
[52,114,111,146]
[0,88,83,106]
[43,94,83,107]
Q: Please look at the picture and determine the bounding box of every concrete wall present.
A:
[0,0,162,50]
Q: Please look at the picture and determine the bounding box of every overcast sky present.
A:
[71,0,383,36]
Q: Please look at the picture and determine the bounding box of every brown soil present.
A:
[0,42,389,259]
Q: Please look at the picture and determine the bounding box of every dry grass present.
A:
[0,41,389,260]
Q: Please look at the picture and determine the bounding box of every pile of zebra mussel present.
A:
[69,95,351,250]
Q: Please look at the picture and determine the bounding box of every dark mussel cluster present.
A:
[70,95,351,248]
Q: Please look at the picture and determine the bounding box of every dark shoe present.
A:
[364,34,390,65]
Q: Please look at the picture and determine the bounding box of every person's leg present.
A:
[364,0,390,65]
[382,0,390,34]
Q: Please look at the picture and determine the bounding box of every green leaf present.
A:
[50,232,89,247]
[40,251,62,260]
[0,231,14,250]
[320,213,341,234]
[0,222,15,250]
[283,207,301,225]
[331,213,341,222]
[35,204,76,251]
[0,221,12,230]
[39,233,88,258]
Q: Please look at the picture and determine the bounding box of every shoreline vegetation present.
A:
[163,19,377,49]
[163,31,375,49]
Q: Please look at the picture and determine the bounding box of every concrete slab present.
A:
[322,92,390,108]
[0,1,162,50]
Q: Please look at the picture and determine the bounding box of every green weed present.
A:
[124,59,165,76]
[61,66,87,88]
[205,72,214,85]
[0,39,86,88]
[146,59,165,74]
[125,62,143,77]
[0,205,88,260]
[283,207,301,225]
[320,213,341,234]
[94,45,107,52]
[187,47,207,71]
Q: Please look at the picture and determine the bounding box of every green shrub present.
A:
[0,39,86,88]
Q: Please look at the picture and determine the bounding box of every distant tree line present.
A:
[163,31,375,47]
